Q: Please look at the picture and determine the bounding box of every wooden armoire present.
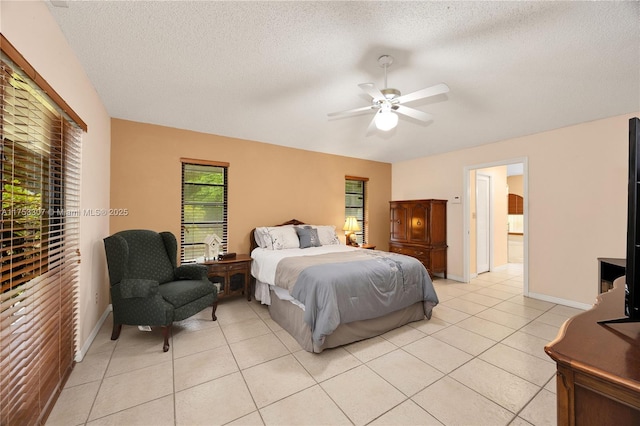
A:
[389,199,447,278]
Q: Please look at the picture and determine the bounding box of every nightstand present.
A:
[361,244,376,250]
[201,254,253,301]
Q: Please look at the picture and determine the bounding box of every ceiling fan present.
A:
[328,55,449,132]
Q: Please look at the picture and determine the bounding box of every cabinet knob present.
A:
[416,220,422,226]
[396,220,401,224]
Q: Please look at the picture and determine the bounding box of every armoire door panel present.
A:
[410,203,428,243]
[390,203,408,242]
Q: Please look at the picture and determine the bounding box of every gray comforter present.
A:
[275,250,439,346]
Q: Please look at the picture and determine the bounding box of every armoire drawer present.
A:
[389,245,426,259]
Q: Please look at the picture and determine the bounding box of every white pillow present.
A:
[267,226,300,250]
[311,225,341,245]
[254,227,270,249]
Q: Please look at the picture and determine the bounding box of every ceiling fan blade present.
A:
[394,105,434,122]
[358,83,385,101]
[327,105,375,118]
[396,83,449,104]
[365,112,378,135]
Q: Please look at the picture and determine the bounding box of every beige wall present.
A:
[393,113,638,306]
[2,1,112,357]
[508,175,524,197]
[110,119,392,255]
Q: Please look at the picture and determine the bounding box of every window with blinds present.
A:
[345,176,368,245]
[181,160,228,263]
[1,44,83,425]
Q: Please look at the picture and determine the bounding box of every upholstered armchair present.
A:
[103,229,218,351]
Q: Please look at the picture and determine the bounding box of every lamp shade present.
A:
[375,109,398,131]
[343,216,361,232]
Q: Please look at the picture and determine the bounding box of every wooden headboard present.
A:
[249,219,306,253]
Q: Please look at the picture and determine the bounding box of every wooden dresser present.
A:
[389,199,447,278]
[545,277,640,425]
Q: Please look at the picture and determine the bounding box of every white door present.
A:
[476,174,491,274]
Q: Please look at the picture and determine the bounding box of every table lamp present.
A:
[343,217,361,246]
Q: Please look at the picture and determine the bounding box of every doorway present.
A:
[463,158,528,294]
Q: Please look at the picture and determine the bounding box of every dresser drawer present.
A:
[389,244,432,276]
[227,262,249,272]
[206,262,248,273]
[389,246,431,269]
[389,245,426,259]
[206,263,230,273]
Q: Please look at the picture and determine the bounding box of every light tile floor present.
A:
[47,263,584,425]
[508,235,524,264]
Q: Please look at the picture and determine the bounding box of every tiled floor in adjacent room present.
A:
[47,263,582,425]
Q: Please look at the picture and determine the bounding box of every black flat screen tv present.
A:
[625,117,640,321]
[601,117,640,324]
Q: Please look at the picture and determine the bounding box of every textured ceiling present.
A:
[47,1,640,163]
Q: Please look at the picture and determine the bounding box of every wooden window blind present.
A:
[0,45,82,425]
[180,159,228,263]
[345,176,368,244]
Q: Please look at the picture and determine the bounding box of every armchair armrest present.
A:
[116,279,160,299]
[175,264,208,280]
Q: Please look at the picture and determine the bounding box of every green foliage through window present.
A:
[181,163,227,262]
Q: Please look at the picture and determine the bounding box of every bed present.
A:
[250,219,439,353]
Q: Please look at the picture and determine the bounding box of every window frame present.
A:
[345,175,368,245]
[180,158,229,263]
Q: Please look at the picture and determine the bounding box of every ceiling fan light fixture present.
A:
[375,109,398,131]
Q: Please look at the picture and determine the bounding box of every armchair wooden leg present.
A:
[212,301,218,321]
[162,325,171,352]
[111,323,122,341]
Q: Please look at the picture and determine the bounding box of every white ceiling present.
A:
[47,1,640,163]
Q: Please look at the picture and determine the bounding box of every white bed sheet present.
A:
[251,245,361,306]
[250,245,359,285]
[254,279,305,307]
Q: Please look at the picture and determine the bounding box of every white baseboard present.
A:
[527,292,592,311]
[75,304,112,362]
[445,273,465,282]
